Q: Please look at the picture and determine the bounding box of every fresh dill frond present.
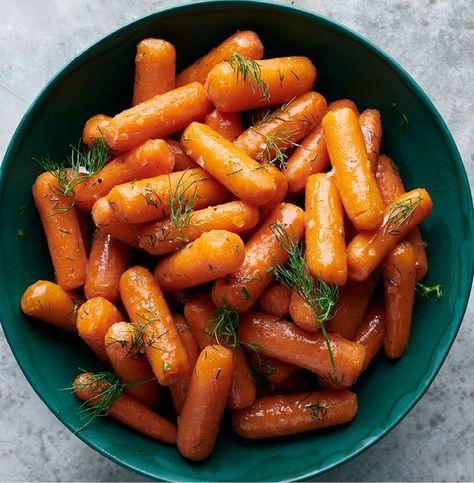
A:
[105,321,147,358]
[206,303,240,352]
[416,282,442,301]
[226,52,270,102]
[306,401,327,421]
[383,196,422,236]
[267,223,339,371]
[16,228,27,240]
[252,98,295,127]
[401,113,409,131]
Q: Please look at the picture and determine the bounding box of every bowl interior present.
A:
[1,2,472,481]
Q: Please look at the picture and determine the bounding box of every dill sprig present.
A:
[307,401,327,421]
[35,138,111,212]
[267,223,339,371]
[252,98,295,127]
[105,321,147,358]
[416,282,442,301]
[383,196,422,236]
[226,52,270,102]
[252,127,302,169]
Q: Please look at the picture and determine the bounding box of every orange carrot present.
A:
[76,297,123,361]
[305,173,347,286]
[84,229,130,303]
[21,280,80,333]
[232,389,357,439]
[347,188,432,281]
[322,107,384,231]
[181,122,276,206]
[32,172,88,291]
[247,351,298,385]
[205,56,317,112]
[383,242,417,358]
[73,372,176,444]
[164,139,197,171]
[212,203,305,313]
[105,82,213,152]
[119,266,188,385]
[138,201,259,256]
[82,114,111,147]
[177,345,234,461]
[327,99,359,116]
[359,109,382,172]
[176,30,264,86]
[258,164,289,222]
[133,39,176,106]
[205,109,243,141]
[288,290,320,332]
[154,230,245,291]
[75,139,175,211]
[258,282,292,318]
[105,322,161,409]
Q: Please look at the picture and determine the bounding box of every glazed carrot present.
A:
[91,198,141,248]
[133,39,176,106]
[76,297,123,361]
[183,293,216,349]
[82,114,111,147]
[305,173,347,286]
[212,203,305,313]
[205,56,317,112]
[181,122,276,206]
[105,167,228,224]
[138,201,259,256]
[232,389,357,439]
[289,291,320,332]
[84,229,130,303]
[176,30,264,86]
[105,322,161,409]
[258,282,292,318]
[325,270,381,339]
[164,139,197,171]
[75,139,175,211]
[359,109,382,172]
[322,107,384,231]
[238,312,366,386]
[32,172,87,291]
[247,351,298,385]
[285,125,330,193]
[170,314,200,415]
[327,99,359,116]
[383,242,417,359]
[119,266,188,385]
[21,280,80,333]
[205,109,243,141]
[375,154,428,280]
[154,230,245,292]
[105,82,213,152]
[177,345,234,461]
[73,373,176,444]
[347,188,432,281]
[258,164,289,222]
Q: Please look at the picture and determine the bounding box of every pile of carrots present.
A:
[20,30,437,461]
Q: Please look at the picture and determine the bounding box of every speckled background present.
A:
[1,0,473,481]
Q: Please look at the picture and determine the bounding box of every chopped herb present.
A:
[383,196,422,236]
[241,286,251,301]
[16,228,27,240]
[401,113,409,130]
[416,282,442,301]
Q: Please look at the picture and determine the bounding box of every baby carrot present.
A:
[375,154,428,280]
[384,242,417,359]
[232,389,357,439]
[181,122,276,206]
[176,30,264,86]
[76,297,123,361]
[305,173,347,286]
[183,293,216,349]
[347,188,432,281]
[82,114,111,147]
[205,56,317,112]
[359,109,382,172]
[138,200,259,256]
[133,39,176,106]
[84,229,130,303]
[212,203,305,313]
[105,322,161,409]
[119,266,188,385]
[247,351,298,385]
[177,346,234,461]
[258,164,289,222]
[73,372,176,444]
[75,139,175,211]
[238,312,366,387]
[105,82,213,152]
[154,230,245,292]
[32,172,88,291]
[322,107,384,231]
[105,167,228,224]
[164,139,197,171]
[285,125,330,193]
[21,280,80,333]
[327,99,359,116]
[289,291,320,332]
[258,282,292,318]
[205,109,243,141]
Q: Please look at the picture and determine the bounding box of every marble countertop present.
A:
[1,0,473,481]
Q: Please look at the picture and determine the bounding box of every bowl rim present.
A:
[1,0,473,481]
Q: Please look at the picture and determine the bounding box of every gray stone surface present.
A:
[0,0,473,481]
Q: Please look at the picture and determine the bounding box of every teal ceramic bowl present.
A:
[1,1,473,481]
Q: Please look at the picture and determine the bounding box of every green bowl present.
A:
[1,1,473,481]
